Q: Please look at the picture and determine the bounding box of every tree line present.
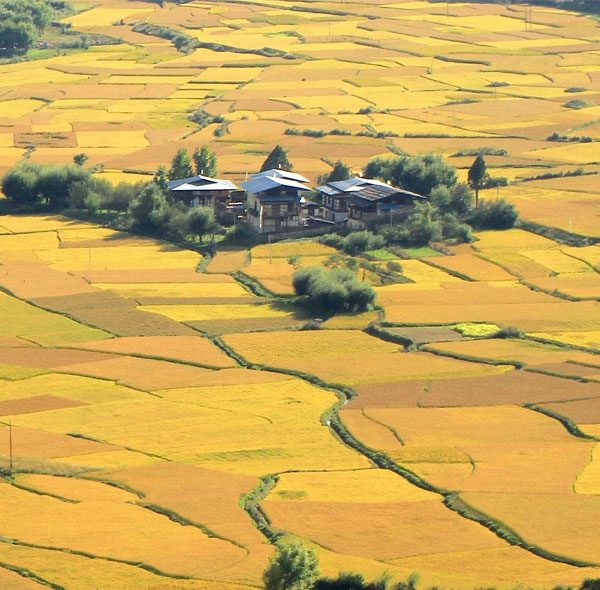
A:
[0,0,56,57]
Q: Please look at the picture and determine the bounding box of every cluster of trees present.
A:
[292,266,376,316]
[264,543,600,590]
[0,0,54,57]
[1,161,139,211]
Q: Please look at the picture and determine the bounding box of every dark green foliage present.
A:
[324,160,352,183]
[73,153,88,167]
[261,145,293,172]
[379,203,442,247]
[263,543,319,590]
[580,580,600,590]
[467,198,518,230]
[193,145,218,177]
[188,205,218,239]
[128,183,171,233]
[2,162,90,208]
[0,0,52,57]
[0,20,37,56]
[452,147,508,157]
[429,183,473,216]
[467,155,487,207]
[363,153,457,196]
[1,163,40,204]
[169,148,194,180]
[564,99,594,110]
[292,266,376,315]
[320,231,385,255]
[547,132,592,143]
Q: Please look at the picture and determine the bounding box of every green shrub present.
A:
[292,266,376,316]
[467,199,518,230]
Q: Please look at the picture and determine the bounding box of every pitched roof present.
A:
[350,184,427,204]
[252,169,309,183]
[317,176,388,196]
[242,175,310,195]
[167,174,238,191]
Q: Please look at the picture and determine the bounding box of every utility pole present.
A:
[9,423,12,474]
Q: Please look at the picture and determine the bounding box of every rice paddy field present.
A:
[0,213,599,589]
[1,0,600,585]
[0,0,598,237]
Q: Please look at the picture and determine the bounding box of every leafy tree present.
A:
[323,160,352,183]
[153,165,170,193]
[263,543,319,590]
[73,153,88,167]
[467,198,518,230]
[429,183,473,216]
[188,205,218,241]
[36,164,90,208]
[169,148,194,180]
[193,145,218,177]
[363,154,457,196]
[1,163,40,204]
[260,145,293,172]
[292,266,376,316]
[320,231,384,255]
[129,183,171,233]
[467,154,488,207]
[0,20,37,57]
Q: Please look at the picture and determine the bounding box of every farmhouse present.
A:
[242,169,311,234]
[167,174,238,222]
[318,176,426,229]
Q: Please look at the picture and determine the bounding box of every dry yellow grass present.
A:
[140,302,294,322]
[251,242,338,258]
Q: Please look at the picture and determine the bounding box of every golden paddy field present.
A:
[0,0,599,584]
[0,213,599,589]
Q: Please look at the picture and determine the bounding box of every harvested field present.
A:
[423,254,514,282]
[70,335,236,367]
[0,395,87,416]
[206,250,249,273]
[93,282,251,299]
[348,368,600,409]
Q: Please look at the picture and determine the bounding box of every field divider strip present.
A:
[214,336,600,568]
[0,536,194,580]
[523,403,600,441]
[137,503,249,551]
[0,560,65,590]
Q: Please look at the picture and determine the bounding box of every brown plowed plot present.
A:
[33,291,197,336]
[541,398,600,425]
[532,361,600,379]
[0,425,117,459]
[79,268,233,283]
[0,346,115,369]
[0,395,87,416]
[348,380,434,409]
[384,326,464,345]
[427,338,600,368]
[0,336,37,348]
[56,356,219,390]
[461,492,600,566]
[423,254,514,282]
[420,371,600,407]
[71,335,236,368]
[358,406,592,494]
[0,482,246,579]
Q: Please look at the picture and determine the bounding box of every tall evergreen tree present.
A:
[169,148,194,180]
[260,145,293,172]
[324,160,352,183]
[193,145,218,177]
[467,154,488,208]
